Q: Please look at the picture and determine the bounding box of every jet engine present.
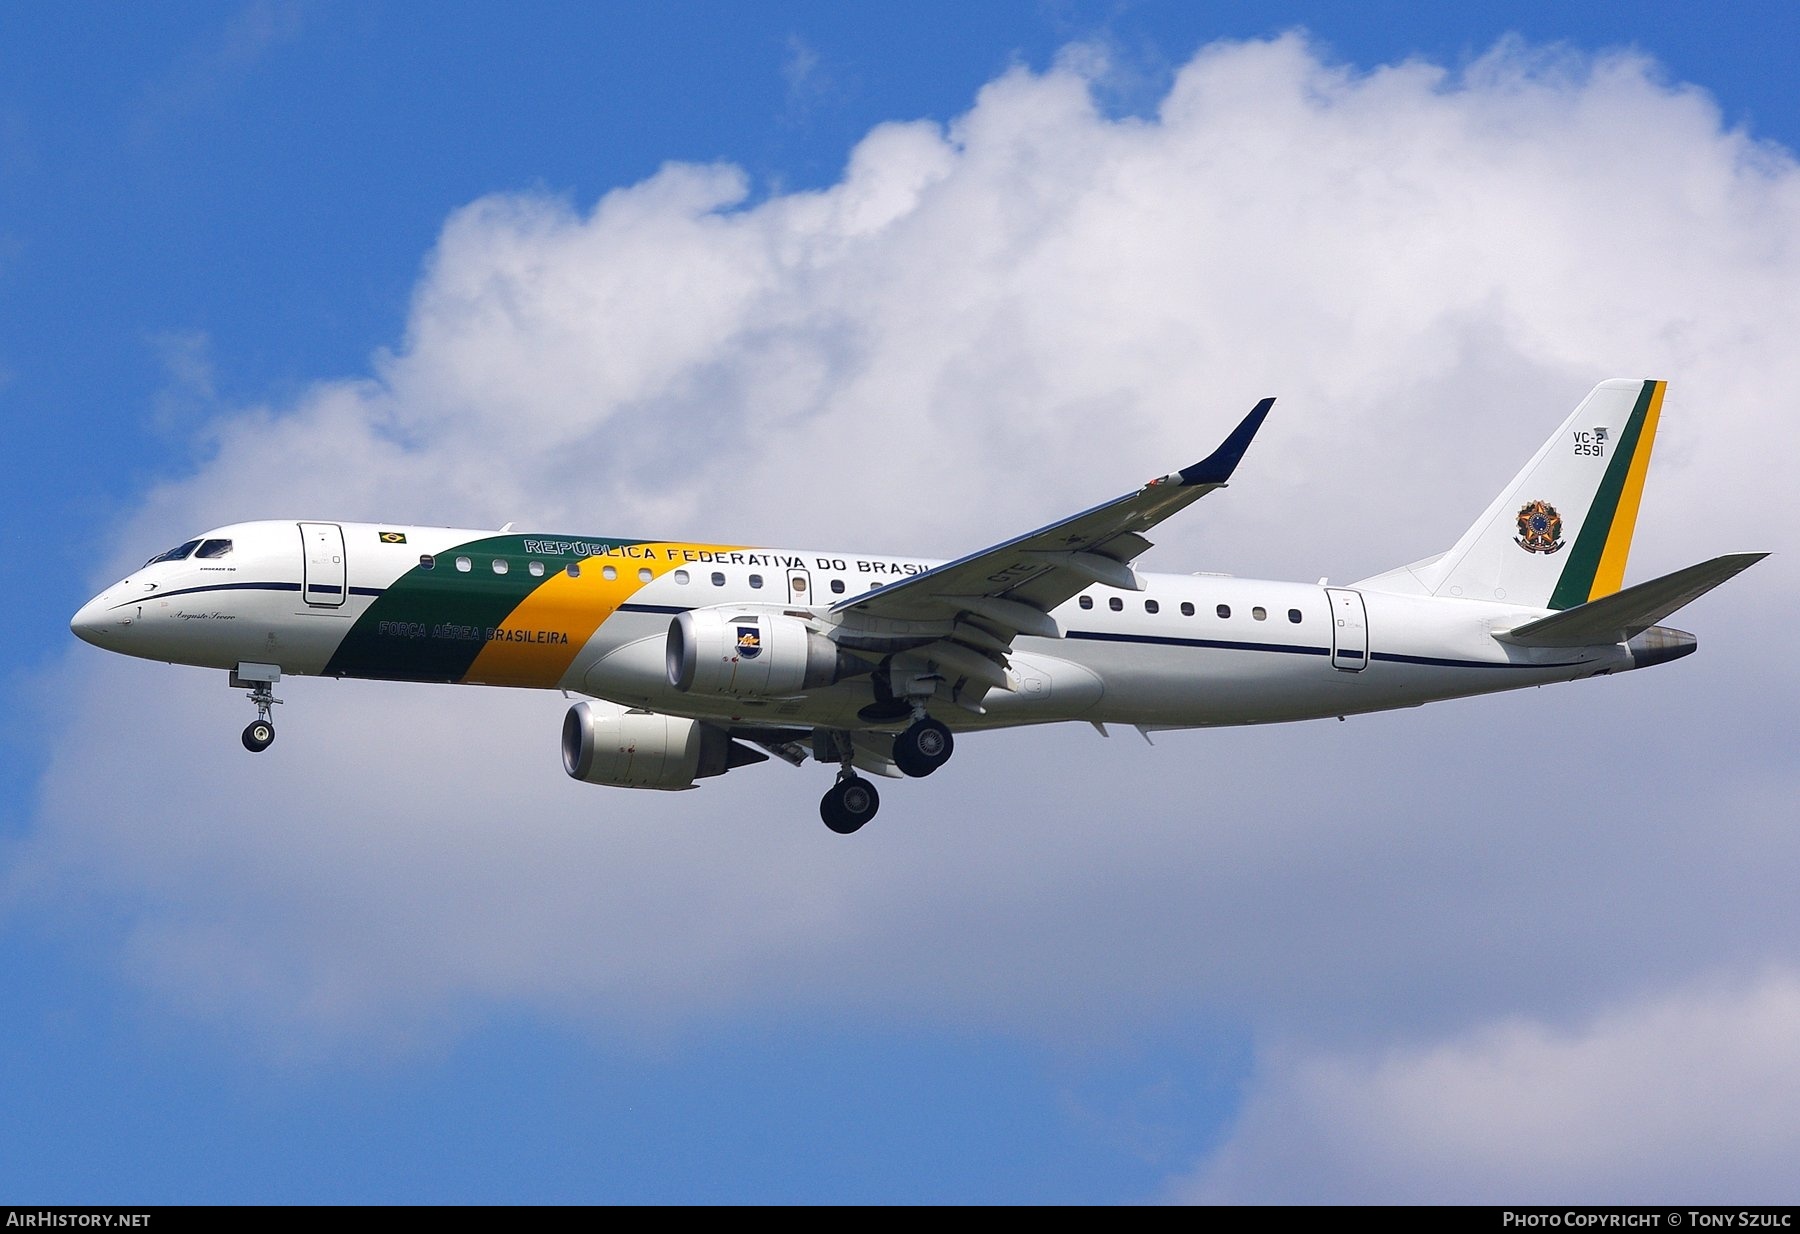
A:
[561,699,763,790]
[666,608,861,698]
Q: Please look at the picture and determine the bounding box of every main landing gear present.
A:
[818,729,884,834]
[816,713,957,834]
[892,716,953,778]
[231,663,282,753]
[820,772,880,835]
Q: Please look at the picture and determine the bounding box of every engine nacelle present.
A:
[666,608,853,698]
[562,699,738,791]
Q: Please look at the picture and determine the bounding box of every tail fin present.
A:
[1383,379,1667,609]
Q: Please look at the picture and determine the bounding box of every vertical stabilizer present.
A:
[1410,379,1666,609]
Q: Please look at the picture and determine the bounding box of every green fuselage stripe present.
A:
[322,535,639,682]
[1548,380,1654,611]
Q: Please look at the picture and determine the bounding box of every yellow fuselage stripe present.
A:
[463,543,744,687]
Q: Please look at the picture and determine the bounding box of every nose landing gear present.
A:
[242,715,276,753]
[231,663,282,753]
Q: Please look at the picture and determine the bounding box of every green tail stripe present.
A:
[323,535,639,682]
[1547,381,1655,611]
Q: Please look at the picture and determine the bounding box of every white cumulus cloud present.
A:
[1172,968,1800,1203]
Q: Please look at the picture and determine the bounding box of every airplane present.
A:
[70,379,1764,834]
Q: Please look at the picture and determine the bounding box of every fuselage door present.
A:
[787,568,813,605]
[300,522,347,608]
[1325,587,1368,672]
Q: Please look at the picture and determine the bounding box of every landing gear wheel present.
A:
[820,776,880,834]
[893,718,953,778]
[235,668,282,752]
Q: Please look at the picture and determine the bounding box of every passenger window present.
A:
[195,539,233,559]
[791,576,807,595]
[602,565,617,581]
[1145,599,1160,614]
[712,572,726,587]
[830,579,845,594]
[674,570,690,584]
[1252,606,1266,621]
[566,563,581,578]
[1180,602,1194,617]
[1216,604,1230,618]
[1108,597,1123,611]
[638,567,653,583]
[456,556,472,572]
[1078,595,1093,610]
[418,554,436,571]
[1288,608,1302,623]
[749,574,764,589]
[528,560,545,577]
[492,558,509,575]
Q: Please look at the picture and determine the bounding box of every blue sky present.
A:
[5,2,1799,1205]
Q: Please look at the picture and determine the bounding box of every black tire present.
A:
[820,776,880,834]
[242,720,275,753]
[892,718,953,778]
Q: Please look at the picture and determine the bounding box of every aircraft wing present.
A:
[831,398,1274,645]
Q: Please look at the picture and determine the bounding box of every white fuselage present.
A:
[71,519,1632,735]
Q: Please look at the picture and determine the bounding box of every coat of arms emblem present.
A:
[1515,500,1564,554]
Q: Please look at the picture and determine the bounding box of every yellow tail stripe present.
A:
[1589,380,1665,600]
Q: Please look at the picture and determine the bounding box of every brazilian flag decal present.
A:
[379,531,408,544]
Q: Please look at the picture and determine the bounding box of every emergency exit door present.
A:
[300,522,347,607]
[1325,587,1368,671]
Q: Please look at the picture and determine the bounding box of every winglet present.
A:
[1175,397,1275,487]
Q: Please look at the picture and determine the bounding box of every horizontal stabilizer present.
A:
[1496,553,1767,647]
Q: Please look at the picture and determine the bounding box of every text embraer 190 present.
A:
[72,380,1764,834]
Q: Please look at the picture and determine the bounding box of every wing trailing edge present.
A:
[831,395,1276,631]
[821,397,1274,706]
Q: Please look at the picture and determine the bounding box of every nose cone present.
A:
[71,590,127,651]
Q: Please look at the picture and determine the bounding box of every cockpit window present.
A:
[195,538,233,559]
[145,538,202,566]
